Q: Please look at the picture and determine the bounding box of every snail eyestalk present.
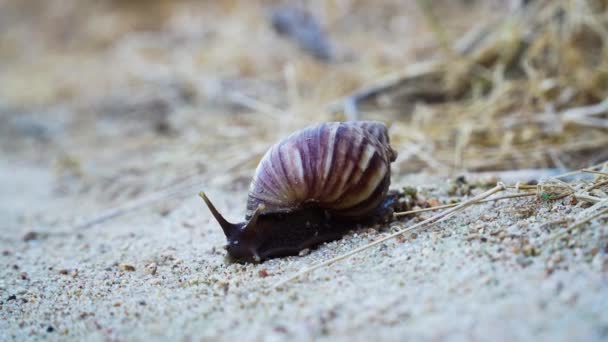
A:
[199,192,238,238]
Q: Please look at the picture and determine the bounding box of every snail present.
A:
[200,121,398,263]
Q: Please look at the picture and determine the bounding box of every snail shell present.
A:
[246,121,396,220]
[200,121,397,262]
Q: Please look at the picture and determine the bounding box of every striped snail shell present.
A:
[200,121,397,262]
[246,121,396,219]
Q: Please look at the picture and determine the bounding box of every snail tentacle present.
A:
[199,192,238,238]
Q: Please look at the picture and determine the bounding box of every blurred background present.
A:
[0,0,607,225]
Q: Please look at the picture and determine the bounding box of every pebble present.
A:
[516,255,533,267]
[426,198,441,207]
[119,264,136,272]
[23,231,39,242]
[523,244,539,257]
[550,251,563,264]
[298,249,311,256]
[144,263,157,275]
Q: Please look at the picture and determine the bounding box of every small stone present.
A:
[119,264,136,272]
[216,281,229,294]
[158,206,172,217]
[273,325,288,334]
[7,294,17,301]
[58,269,69,275]
[23,231,39,242]
[298,248,311,256]
[550,251,563,264]
[402,186,417,197]
[20,272,28,280]
[426,198,441,207]
[481,275,494,285]
[516,255,532,267]
[144,263,157,275]
[480,214,493,221]
[46,326,54,333]
[258,269,269,278]
[523,244,539,257]
[2,250,10,256]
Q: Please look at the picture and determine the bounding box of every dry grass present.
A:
[333,0,608,173]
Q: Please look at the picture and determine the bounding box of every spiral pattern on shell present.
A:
[246,121,397,220]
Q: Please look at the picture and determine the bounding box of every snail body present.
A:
[201,121,397,262]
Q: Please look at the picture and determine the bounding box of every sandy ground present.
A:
[1,1,608,341]
[1,163,607,340]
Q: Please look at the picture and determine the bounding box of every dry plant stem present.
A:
[561,98,608,128]
[74,180,199,229]
[552,161,608,179]
[226,91,284,119]
[272,183,506,289]
[395,143,448,172]
[415,0,452,57]
[71,147,269,230]
[582,169,608,177]
[575,194,603,204]
[582,180,608,193]
[543,199,608,244]
[506,185,538,190]
[394,192,537,217]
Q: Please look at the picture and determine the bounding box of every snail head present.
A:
[199,192,265,263]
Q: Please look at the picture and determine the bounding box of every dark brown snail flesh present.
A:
[200,121,398,263]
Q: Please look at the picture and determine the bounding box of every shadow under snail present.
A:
[200,121,398,263]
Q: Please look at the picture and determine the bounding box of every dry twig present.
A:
[394,192,537,217]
